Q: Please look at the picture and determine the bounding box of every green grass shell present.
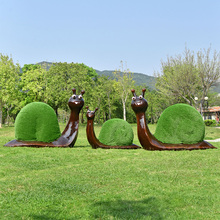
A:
[98,118,134,146]
[15,102,61,142]
[154,104,205,144]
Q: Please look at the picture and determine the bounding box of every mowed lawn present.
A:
[0,124,219,220]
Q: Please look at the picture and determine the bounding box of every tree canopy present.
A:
[156,47,220,107]
[0,54,20,127]
[1,48,219,127]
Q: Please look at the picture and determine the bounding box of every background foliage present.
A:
[0,47,220,127]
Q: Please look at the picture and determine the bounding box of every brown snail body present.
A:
[86,107,140,149]
[131,89,216,151]
[4,88,85,148]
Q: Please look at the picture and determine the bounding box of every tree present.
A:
[156,47,220,108]
[45,62,96,121]
[156,47,201,106]
[0,54,20,128]
[19,65,47,106]
[197,47,220,107]
[91,75,117,123]
[113,61,135,121]
[22,64,41,73]
[80,63,98,80]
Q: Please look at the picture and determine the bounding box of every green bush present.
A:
[15,102,61,142]
[98,118,134,146]
[154,104,205,144]
[204,119,216,127]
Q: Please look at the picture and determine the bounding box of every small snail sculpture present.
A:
[4,88,85,148]
[131,88,216,151]
[86,106,140,149]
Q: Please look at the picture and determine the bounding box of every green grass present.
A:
[205,126,220,140]
[0,124,219,219]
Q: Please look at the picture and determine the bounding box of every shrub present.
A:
[204,119,216,127]
[98,118,134,146]
[154,104,205,144]
[15,102,61,142]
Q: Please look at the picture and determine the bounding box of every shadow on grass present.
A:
[30,197,165,219]
[91,197,165,219]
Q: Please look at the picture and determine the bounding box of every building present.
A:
[202,106,220,123]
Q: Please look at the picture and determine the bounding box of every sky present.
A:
[1,0,220,76]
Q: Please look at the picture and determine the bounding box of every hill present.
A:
[95,70,156,90]
[37,61,53,71]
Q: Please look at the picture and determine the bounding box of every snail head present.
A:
[68,88,85,111]
[86,106,98,119]
[131,88,148,113]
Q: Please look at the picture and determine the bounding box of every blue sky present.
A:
[0,0,220,76]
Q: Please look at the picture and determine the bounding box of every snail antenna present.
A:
[81,90,85,95]
[72,88,76,95]
[142,88,146,97]
[131,89,136,97]
[94,107,98,112]
[86,106,89,110]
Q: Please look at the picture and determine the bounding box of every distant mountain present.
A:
[95,70,156,90]
[37,61,53,71]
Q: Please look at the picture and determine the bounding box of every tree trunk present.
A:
[97,108,101,124]
[55,107,58,117]
[81,108,84,123]
[97,97,101,124]
[122,101,126,121]
[7,108,9,126]
[103,111,106,122]
[107,94,111,119]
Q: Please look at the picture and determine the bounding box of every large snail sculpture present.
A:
[86,106,140,149]
[4,88,85,148]
[131,88,216,151]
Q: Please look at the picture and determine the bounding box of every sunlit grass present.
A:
[0,124,219,219]
[205,126,220,140]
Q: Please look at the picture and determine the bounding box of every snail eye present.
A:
[132,96,136,101]
[78,95,82,99]
[139,95,143,100]
[72,95,76,99]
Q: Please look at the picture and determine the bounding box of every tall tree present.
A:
[113,61,135,121]
[45,62,96,120]
[0,54,20,127]
[91,75,117,123]
[20,64,47,105]
[156,47,220,107]
[197,47,220,107]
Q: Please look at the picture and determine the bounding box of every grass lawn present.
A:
[0,124,219,219]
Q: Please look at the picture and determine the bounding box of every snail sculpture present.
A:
[86,106,140,149]
[4,88,85,148]
[131,88,216,151]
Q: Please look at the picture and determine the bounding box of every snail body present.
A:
[86,107,140,149]
[131,89,216,151]
[4,88,85,147]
